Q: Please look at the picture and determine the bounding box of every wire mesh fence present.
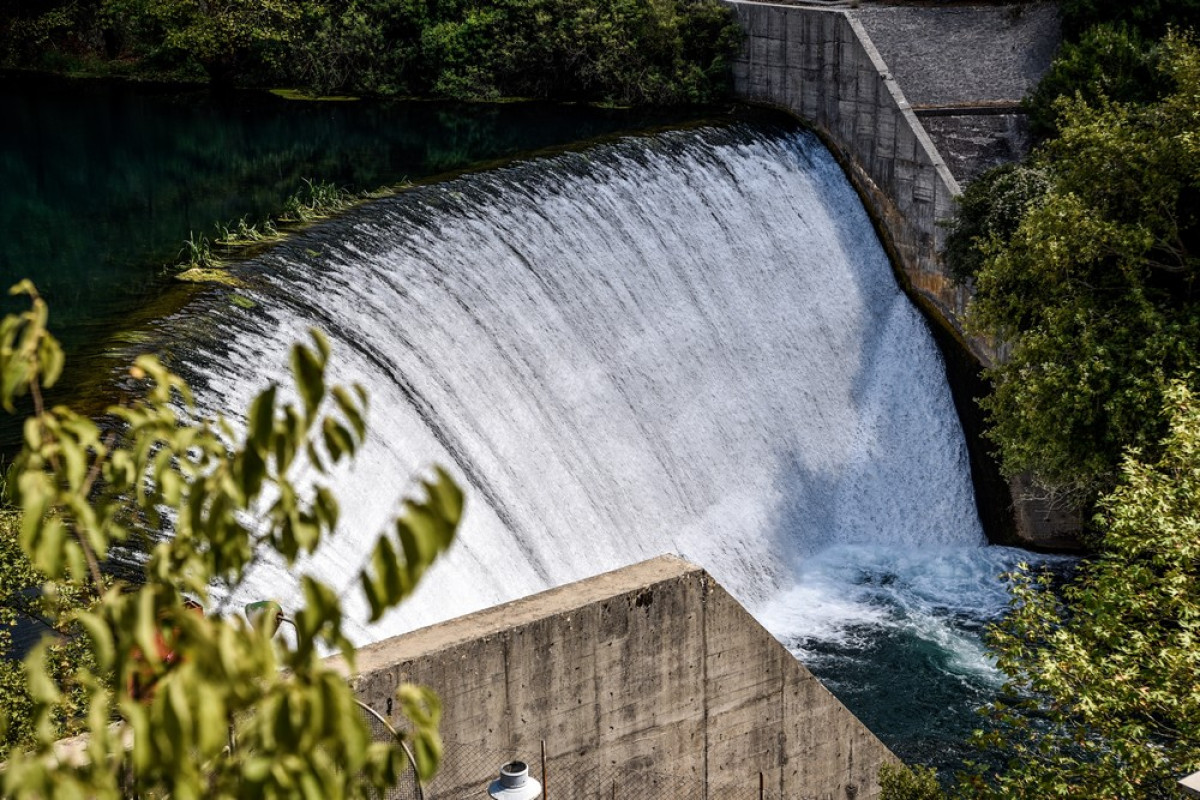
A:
[359,706,789,800]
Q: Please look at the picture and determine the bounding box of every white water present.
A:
[171,124,996,662]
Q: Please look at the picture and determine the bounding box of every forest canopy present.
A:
[0,0,743,104]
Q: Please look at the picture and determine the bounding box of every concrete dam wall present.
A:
[727,1,1059,367]
[726,2,1083,547]
[337,556,895,799]
[728,1,975,360]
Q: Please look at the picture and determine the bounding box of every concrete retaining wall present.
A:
[916,110,1033,183]
[337,555,895,799]
[857,3,1060,183]
[727,1,989,363]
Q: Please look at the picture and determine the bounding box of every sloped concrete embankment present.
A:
[855,3,1061,183]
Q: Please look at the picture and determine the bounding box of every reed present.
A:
[215,216,280,246]
[280,178,356,222]
[172,178,382,284]
[179,231,218,269]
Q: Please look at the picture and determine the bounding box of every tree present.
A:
[879,763,945,800]
[1022,23,1162,139]
[0,280,462,798]
[0,502,103,761]
[968,381,1200,798]
[101,0,304,83]
[1057,0,1200,40]
[943,163,1050,283]
[963,33,1200,499]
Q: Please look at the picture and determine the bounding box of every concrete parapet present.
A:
[335,555,895,799]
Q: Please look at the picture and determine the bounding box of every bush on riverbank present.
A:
[943,18,1200,795]
[0,0,743,104]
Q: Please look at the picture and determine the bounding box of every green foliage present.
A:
[0,502,104,761]
[291,1,392,96]
[969,381,1200,798]
[879,763,945,800]
[1058,0,1200,40]
[287,0,743,103]
[180,230,218,269]
[280,178,357,222]
[965,34,1200,496]
[1024,24,1162,138]
[1,0,742,104]
[0,0,104,69]
[102,0,303,83]
[173,178,351,275]
[0,281,462,797]
[216,216,279,247]
[943,163,1050,283]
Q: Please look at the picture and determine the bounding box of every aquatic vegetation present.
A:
[172,179,363,280]
[215,216,280,246]
[179,230,218,269]
[175,267,245,287]
[280,178,357,222]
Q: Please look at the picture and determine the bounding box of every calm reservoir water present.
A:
[0,73,711,447]
[0,72,708,350]
[2,77,1063,777]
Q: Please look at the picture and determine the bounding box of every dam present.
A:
[151,115,1054,785]
[175,121,987,642]
[128,3,1066,792]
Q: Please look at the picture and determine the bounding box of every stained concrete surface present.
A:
[337,555,895,799]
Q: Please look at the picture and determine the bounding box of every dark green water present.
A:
[0,72,714,451]
[0,72,712,349]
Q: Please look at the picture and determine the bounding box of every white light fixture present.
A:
[488,761,543,800]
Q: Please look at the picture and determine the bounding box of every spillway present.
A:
[164,121,987,648]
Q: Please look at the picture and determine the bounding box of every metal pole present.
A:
[759,771,765,800]
[541,739,548,800]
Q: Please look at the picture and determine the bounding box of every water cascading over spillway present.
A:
[164,122,988,649]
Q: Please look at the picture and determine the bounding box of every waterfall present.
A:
[162,121,986,645]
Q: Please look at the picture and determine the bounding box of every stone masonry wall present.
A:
[335,555,895,799]
[856,3,1061,183]
[853,4,1061,108]
[726,1,989,363]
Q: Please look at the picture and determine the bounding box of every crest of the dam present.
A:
[342,4,1064,798]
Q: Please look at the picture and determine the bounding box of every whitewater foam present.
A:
[161,122,986,647]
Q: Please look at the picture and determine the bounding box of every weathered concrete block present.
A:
[338,556,893,798]
[874,104,897,163]
[913,167,937,204]
[704,583,785,780]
